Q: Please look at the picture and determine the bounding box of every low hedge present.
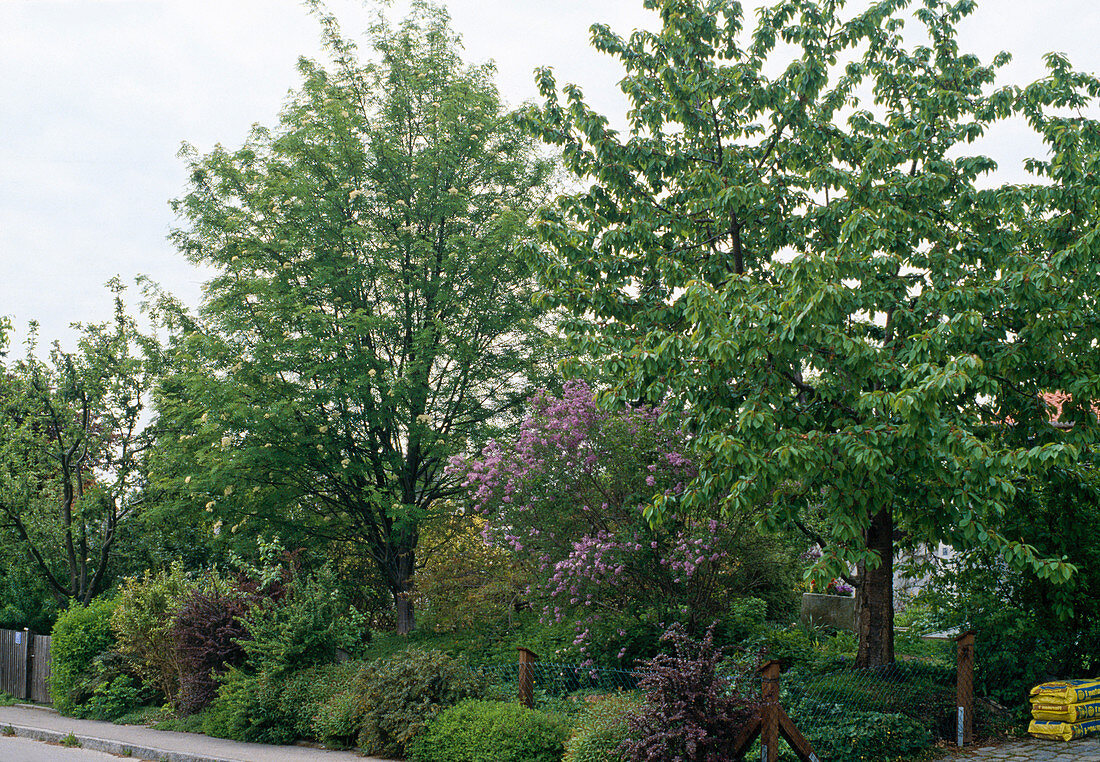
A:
[408,699,568,762]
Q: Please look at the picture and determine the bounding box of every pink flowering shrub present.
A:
[450,381,793,663]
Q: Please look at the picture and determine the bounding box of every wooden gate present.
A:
[0,629,51,704]
[30,633,51,703]
[0,629,28,698]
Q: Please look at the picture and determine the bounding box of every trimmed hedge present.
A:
[408,699,568,762]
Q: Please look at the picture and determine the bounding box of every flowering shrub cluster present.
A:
[451,381,789,662]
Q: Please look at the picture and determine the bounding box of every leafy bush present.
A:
[408,699,568,762]
[112,564,193,704]
[238,564,362,678]
[351,648,486,757]
[753,624,819,673]
[201,668,295,745]
[564,692,644,762]
[621,624,756,762]
[281,660,361,741]
[85,674,151,722]
[201,660,363,745]
[171,580,251,715]
[797,705,931,761]
[50,597,117,715]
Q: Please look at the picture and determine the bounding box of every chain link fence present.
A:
[479,660,650,711]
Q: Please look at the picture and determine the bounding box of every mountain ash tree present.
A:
[161,2,553,633]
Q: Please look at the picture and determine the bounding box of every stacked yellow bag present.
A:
[1028,679,1100,741]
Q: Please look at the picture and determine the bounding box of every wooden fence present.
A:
[0,628,51,704]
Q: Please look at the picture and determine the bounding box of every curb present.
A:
[1,723,241,762]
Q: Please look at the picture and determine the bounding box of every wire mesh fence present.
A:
[783,658,958,741]
[479,660,651,708]
[475,632,1021,760]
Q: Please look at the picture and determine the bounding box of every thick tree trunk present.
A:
[391,546,417,635]
[395,594,415,635]
[856,506,895,668]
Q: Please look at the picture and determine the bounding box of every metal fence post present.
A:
[517,647,539,708]
[956,630,975,747]
[761,659,780,762]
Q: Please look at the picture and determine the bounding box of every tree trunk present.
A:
[856,506,895,668]
[391,546,416,635]
[395,594,415,636]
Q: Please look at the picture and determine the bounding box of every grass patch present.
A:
[153,712,208,734]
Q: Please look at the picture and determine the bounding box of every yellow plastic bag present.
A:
[1030,679,1100,705]
[1028,718,1100,741]
[1032,701,1100,723]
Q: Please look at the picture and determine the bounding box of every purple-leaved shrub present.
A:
[620,624,756,762]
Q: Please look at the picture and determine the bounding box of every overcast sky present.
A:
[2,0,1098,353]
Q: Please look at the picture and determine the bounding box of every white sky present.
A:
[2,0,1098,352]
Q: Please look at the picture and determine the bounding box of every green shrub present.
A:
[239,564,362,678]
[563,692,643,762]
[408,699,568,762]
[112,564,193,705]
[754,624,818,672]
[282,661,362,742]
[797,704,931,761]
[312,686,366,748]
[200,660,363,745]
[352,648,486,757]
[50,597,117,715]
[201,668,296,745]
[85,675,150,721]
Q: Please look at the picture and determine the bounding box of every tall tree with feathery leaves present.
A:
[159,1,554,633]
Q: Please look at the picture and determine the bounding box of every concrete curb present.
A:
[1,723,240,762]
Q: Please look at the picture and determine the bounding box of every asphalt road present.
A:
[0,734,143,761]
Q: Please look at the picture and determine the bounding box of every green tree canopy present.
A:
[0,281,161,605]
[157,1,554,632]
[524,0,1100,665]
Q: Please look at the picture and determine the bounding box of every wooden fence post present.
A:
[761,660,780,762]
[956,630,975,747]
[517,647,539,708]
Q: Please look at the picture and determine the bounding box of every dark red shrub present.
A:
[620,624,756,762]
[171,584,252,715]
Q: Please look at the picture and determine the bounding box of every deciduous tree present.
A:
[0,282,160,604]
[160,1,553,633]
[524,0,1100,665]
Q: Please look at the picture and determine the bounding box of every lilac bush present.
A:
[450,381,758,662]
